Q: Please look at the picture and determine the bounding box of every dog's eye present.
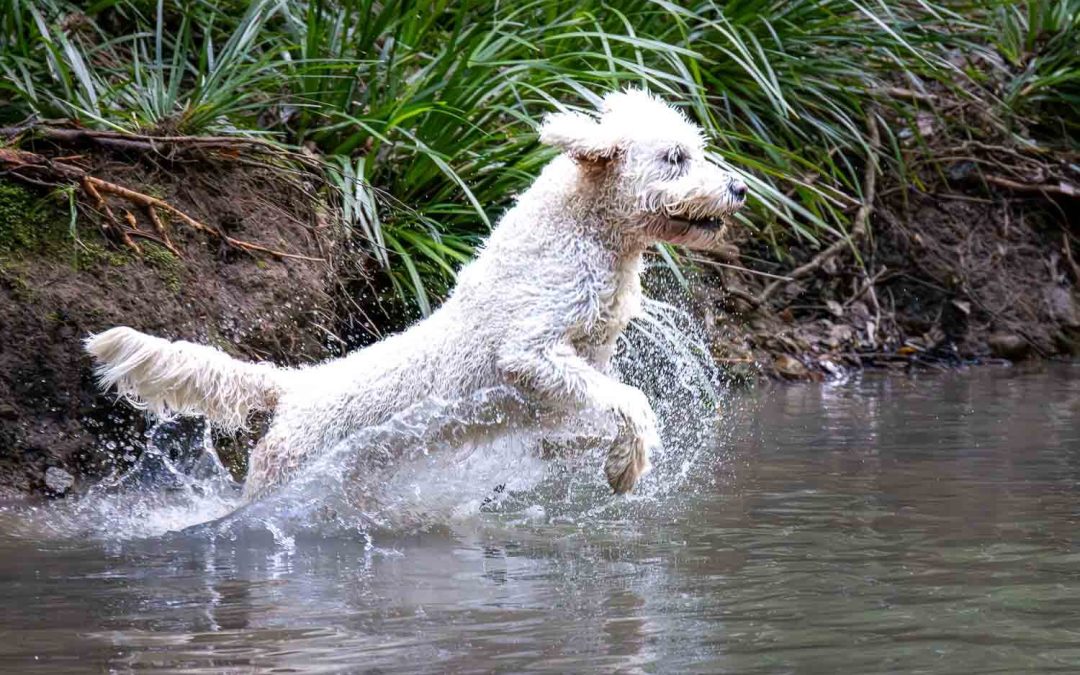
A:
[666,149,687,166]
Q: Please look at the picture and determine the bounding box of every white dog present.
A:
[86,90,747,498]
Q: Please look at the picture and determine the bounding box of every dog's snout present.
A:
[729,179,748,200]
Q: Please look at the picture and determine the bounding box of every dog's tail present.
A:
[85,326,287,430]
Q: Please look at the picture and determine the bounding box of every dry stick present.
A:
[753,114,881,307]
[983,174,1079,198]
[721,286,765,308]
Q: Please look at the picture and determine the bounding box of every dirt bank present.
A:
[0,148,355,497]
[698,177,1079,380]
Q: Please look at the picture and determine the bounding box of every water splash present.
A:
[2,288,732,541]
[3,419,243,539]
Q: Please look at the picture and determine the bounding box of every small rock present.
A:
[44,466,74,495]
[988,333,1030,361]
[774,354,809,379]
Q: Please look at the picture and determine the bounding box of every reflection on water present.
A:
[2,365,1079,673]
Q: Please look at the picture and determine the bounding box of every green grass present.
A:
[0,0,1075,312]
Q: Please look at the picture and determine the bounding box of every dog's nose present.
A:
[730,180,748,200]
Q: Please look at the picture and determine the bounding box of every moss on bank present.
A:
[0,182,71,258]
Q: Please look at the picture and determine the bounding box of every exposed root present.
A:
[0,147,323,262]
[143,206,183,258]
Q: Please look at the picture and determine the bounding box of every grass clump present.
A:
[0,0,1075,313]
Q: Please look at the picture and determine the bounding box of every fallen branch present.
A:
[753,114,881,307]
[0,147,323,262]
[1,124,326,181]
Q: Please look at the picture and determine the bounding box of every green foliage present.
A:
[986,0,1080,139]
[1,0,1075,312]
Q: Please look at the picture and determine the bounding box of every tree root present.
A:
[0,147,323,262]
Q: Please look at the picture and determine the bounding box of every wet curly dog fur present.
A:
[86,90,748,498]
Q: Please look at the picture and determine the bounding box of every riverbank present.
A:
[698,186,1079,381]
[1,1,1076,496]
[2,151,1075,497]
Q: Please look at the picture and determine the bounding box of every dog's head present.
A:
[540,89,747,250]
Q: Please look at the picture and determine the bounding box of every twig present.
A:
[982,174,1079,199]
[753,114,881,307]
[721,286,763,307]
[681,253,794,281]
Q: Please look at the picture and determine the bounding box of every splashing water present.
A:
[2,289,733,542]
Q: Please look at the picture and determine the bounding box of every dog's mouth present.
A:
[664,215,726,231]
[641,212,735,251]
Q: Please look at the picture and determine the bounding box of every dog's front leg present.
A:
[498,341,658,493]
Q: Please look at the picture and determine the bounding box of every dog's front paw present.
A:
[604,385,659,494]
[605,434,655,494]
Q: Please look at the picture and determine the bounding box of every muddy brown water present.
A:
[1,366,1078,673]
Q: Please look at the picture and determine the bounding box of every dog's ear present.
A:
[539,111,620,165]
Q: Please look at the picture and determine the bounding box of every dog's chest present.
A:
[575,258,642,362]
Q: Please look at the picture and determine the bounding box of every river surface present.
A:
[1,366,1079,673]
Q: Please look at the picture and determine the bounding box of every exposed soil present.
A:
[697,182,1079,381]
[0,151,357,498]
